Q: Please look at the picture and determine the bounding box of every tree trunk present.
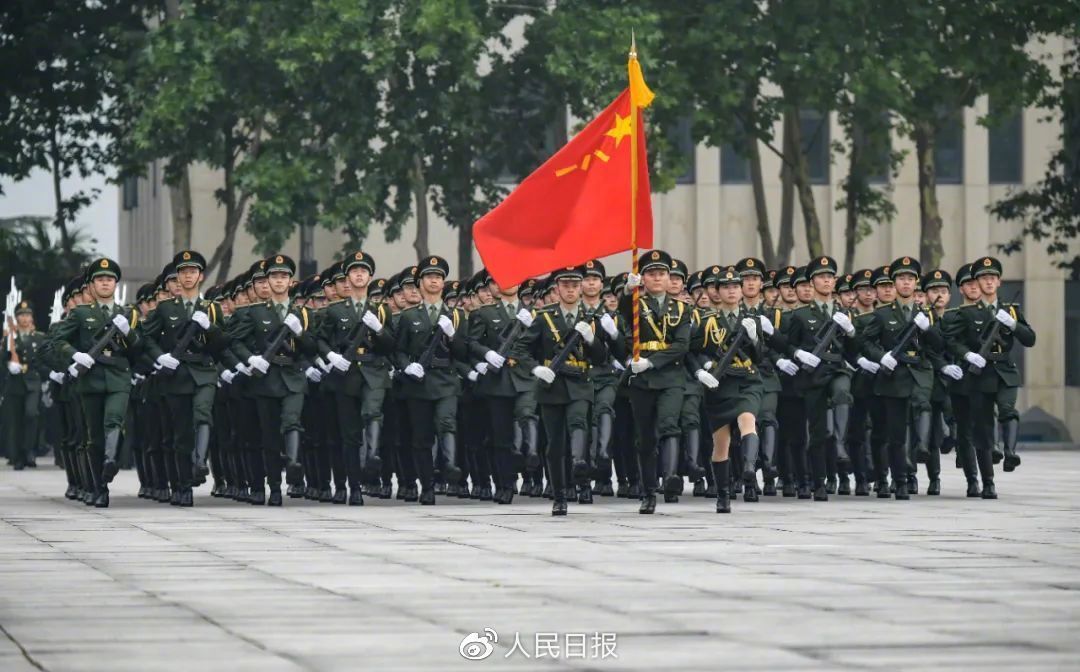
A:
[169,166,193,252]
[748,135,776,268]
[915,121,944,269]
[777,109,796,265]
[411,154,430,260]
[785,108,824,258]
[206,131,241,283]
[843,132,862,274]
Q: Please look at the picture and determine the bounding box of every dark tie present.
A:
[506,303,515,320]
[429,305,438,324]
[277,303,286,320]
[902,305,911,322]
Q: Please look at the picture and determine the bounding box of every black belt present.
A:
[176,352,212,365]
[430,357,451,369]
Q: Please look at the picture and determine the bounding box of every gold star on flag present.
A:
[605,112,632,148]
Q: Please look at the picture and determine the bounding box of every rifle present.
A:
[543,309,602,382]
[802,306,843,372]
[159,311,205,377]
[477,315,528,378]
[417,314,449,369]
[965,288,1023,373]
[710,326,751,379]
[882,295,943,376]
[251,319,295,379]
[73,310,128,375]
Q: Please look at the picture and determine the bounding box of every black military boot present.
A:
[712,461,731,513]
[981,480,998,499]
[332,488,347,504]
[692,479,707,497]
[570,428,591,487]
[101,429,122,484]
[419,485,436,505]
[914,410,932,464]
[876,479,891,498]
[813,480,829,501]
[660,436,682,503]
[170,489,182,506]
[523,419,541,471]
[854,478,870,496]
[908,473,919,495]
[833,404,851,470]
[894,479,910,500]
[742,433,760,502]
[193,424,211,486]
[1001,419,1020,472]
[179,488,194,507]
[267,489,283,506]
[284,430,303,487]
[348,487,364,506]
[511,422,524,466]
[597,413,613,462]
[825,475,837,495]
[966,478,982,498]
[927,478,941,495]
[249,487,266,506]
[992,423,1004,464]
[683,428,706,482]
[577,485,593,505]
[93,487,110,508]
[361,421,380,480]
[837,473,851,495]
[638,490,656,514]
[552,493,568,516]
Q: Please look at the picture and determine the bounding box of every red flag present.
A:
[474,88,653,287]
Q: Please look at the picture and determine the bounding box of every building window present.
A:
[720,121,751,184]
[800,109,830,184]
[671,116,695,185]
[122,176,139,210]
[1000,280,1026,382]
[935,110,964,184]
[989,99,1023,184]
[1067,281,1080,387]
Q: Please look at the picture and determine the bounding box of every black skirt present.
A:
[704,374,764,429]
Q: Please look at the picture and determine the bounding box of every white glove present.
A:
[191,311,211,331]
[220,369,236,384]
[404,362,425,379]
[964,352,986,369]
[941,364,964,380]
[612,359,626,371]
[531,365,556,384]
[7,361,21,375]
[305,366,323,382]
[695,369,719,389]
[362,310,383,333]
[995,308,1016,330]
[484,350,506,369]
[832,311,855,336]
[326,351,350,372]
[794,349,820,369]
[880,351,898,371]
[247,355,270,374]
[111,313,130,336]
[599,313,618,338]
[316,356,330,373]
[574,321,595,344]
[235,362,253,377]
[758,314,774,336]
[156,353,180,370]
[777,358,799,376]
[913,311,930,332]
[467,370,479,382]
[703,359,715,371]
[67,364,80,378]
[283,313,303,336]
[516,308,534,327]
[630,357,653,374]
[474,362,489,375]
[72,352,95,369]
[857,356,881,374]
[625,273,642,290]
[153,362,162,372]
[133,373,146,383]
[437,314,455,338]
[741,317,758,343]
[49,371,65,384]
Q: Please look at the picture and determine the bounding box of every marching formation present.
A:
[2,247,1034,516]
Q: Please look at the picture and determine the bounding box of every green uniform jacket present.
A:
[226,301,317,398]
[47,302,142,394]
[858,301,944,398]
[783,302,853,390]
[519,305,608,404]
[466,303,537,397]
[617,294,692,390]
[847,309,879,397]
[392,304,468,401]
[740,302,788,394]
[942,301,1035,392]
[690,308,763,393]
[2,331,49,392]
[314,298,395,396]
[138,296,234,393]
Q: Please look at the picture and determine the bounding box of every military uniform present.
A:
[2,302,48,469]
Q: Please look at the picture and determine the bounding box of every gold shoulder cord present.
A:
[641,298,666,342]
[542,311,561,343]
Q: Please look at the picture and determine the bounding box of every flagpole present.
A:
[629,33,641,364]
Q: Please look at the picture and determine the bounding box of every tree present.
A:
[0,0,146,272]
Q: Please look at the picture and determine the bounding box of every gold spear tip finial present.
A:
[630,28,637,58]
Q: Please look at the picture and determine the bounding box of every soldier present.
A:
[49,258,142,507]
[669,258,708,498]
[923,269,961,496]
[3,300,48,470]
[943,263,983,495]
[845,268,881,496]
[317,251,395,506]
[943,256,1035,498]
[620,250,694,514]
[773,265,804,497]
[858,257,944,500]
[736,257,786,496]
[466,272,536,504]
[520,265,611,515]
[226,255,315,506]
[783,256,856,501]
[137,250,233,507]
[692,265,763,513]
[393,256,469,505]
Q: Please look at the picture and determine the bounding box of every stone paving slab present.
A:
[2,452,1079,671]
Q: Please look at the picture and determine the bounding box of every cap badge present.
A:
[983,258,992,267]
[182,252,191,261]
[275,255,284,264]
[101,259,109,268]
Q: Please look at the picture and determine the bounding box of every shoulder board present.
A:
[326,298,347,306]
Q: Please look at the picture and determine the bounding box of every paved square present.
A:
[2,452,1079,671]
